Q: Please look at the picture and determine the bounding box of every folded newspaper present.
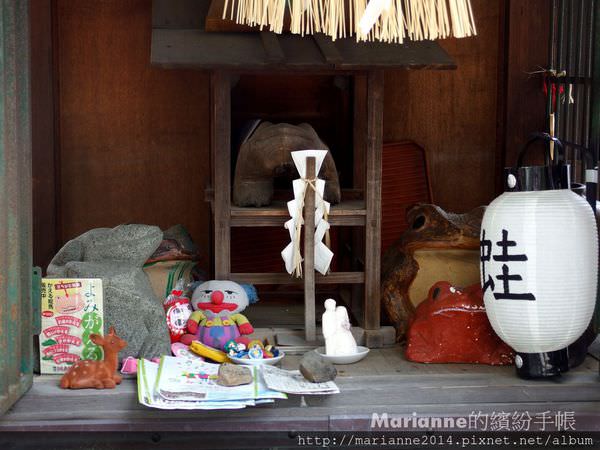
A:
[138,356,287,410]
[260,364,340,395]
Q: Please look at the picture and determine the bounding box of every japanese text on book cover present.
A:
[39,278,104,374]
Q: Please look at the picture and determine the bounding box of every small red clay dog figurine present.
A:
[60,326,127,389]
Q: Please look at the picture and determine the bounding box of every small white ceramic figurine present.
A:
[331,306,358,356]
[322,299,358,356]
[322,298,337,355]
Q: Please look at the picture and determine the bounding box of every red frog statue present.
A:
[180,280,258,350]
[405,281,514,365]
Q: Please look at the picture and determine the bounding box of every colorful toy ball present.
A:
[247,340,264,350]
[224,340,239,353]
[248,347,264,359]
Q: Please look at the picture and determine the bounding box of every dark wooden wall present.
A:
[500,0,550,169]
[31,0,549,268]
[48,0,211,270]
[383,0,502,212]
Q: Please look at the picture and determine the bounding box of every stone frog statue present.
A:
[405,281,514,365]
[180,280,258,350]
[47,224,171,361]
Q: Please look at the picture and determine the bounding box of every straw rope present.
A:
[222,0,476,43]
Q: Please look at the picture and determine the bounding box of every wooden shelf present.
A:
[230,199,366,227]
[230,271,365,285]
[207,71,384,336]
[6,352,599,436]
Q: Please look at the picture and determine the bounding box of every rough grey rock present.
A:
[46,224,170,361]
[299,351,337,383]
[217,363,253,387]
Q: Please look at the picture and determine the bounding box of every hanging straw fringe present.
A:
[223,0,476,43]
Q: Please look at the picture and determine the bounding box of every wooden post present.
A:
[211,72,231,279]
[304,157,317,342]
[0,0,33,414]
[352,73,368,326]
[364,70,383,333]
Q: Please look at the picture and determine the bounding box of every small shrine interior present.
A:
[0,0,596,440]
[151,0,455,346]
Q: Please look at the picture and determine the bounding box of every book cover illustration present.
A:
[39,278,104,374]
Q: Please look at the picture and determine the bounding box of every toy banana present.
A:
[189,340,230,363]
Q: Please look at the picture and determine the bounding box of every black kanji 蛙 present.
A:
[481,229,536,301]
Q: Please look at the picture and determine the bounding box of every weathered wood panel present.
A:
[211,72,231,278]
[1,352,599,433]
[501,0,550,169]
[31,0,59,270]
[364,70,384,331]
[55,0,211,269]
[0,0,34,414]
[383,0,502,213]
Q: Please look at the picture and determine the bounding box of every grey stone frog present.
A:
[47,224,171,360]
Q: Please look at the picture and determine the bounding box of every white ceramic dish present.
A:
[228,351,285,366]
[315,346,370,364]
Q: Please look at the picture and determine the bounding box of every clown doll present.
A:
[180,280,258,350]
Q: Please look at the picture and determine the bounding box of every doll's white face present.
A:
[191,281,249,315]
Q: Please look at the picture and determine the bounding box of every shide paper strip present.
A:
[281,150,333,277]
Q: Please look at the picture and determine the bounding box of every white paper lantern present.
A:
[481,189,598,354]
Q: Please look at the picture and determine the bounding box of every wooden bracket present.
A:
[260,32,285,64]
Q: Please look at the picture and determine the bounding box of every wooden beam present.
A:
[31,0,59,271]
[230,272,365,285]
[260,32,285,64]
[313,33,343,65]
[152,0,206,29]
[230,215,366,227]
[229,199,366,226]
[364,70,383,331]
[150,30,456,71]
[304,157,317,342]
[352,74,368,325]
[495,0,509,196]
[211,72,231,279]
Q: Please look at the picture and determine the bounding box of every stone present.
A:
[299,351,337,383]
[46,224,171,361]
[217,363,253,387]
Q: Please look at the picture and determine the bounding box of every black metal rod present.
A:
[554,0,566,159]
[588,0,596,80]
[563,0,574,157]
[573,0,586,148]
[584,83,592,150]
[547,0,558,123]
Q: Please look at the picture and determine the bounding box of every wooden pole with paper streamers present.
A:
[281,150,334,342]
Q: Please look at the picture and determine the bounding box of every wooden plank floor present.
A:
[1,346,599,432]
